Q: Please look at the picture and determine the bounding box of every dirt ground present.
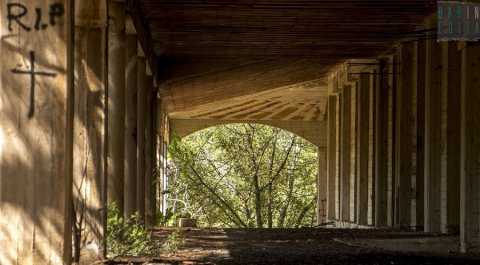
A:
[106,228,480,265]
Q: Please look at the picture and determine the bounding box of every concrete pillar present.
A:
[350,83,358,223]
[424,37,442,233]
[124,33,138,218]
[0,1,72,264]
[327,96,338,221]
[107,0,126,213]
[440,42,461,234]
[356,73,370,226]
[147,88,159,226]
[317,147,328,224]
[144,76,154,226]
[413,41,426,231]
[340,86,351,223]
[136,57,147,220]
[387,56,397,227]
[460,43,480,253]
[72,0,106,261]
[375,59,389,227]
[367,70,376,226]
[335,90,342,221]
[394,42,416,229]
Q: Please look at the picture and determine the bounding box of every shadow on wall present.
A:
[0,26,104,264]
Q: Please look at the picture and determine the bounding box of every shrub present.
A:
[106,203,161,257]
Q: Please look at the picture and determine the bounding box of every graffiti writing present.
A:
[11,51,57,118]
[6,2,64,32]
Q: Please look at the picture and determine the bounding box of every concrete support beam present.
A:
[367,70,376,226]
[335,90,342,221]
[374,59,389,227]
[386,56,396,227]
[460,43,480,253]
[327,96,338,221]
[350,83,358,223]
[440,43,461,234]
[144,77,154,226]
[136,57,147,221]
[424,38,442,233]
[340,86,351,222]
[413,41,426,231]
[107,0,126,213]
[0,1,72,264]
[72,0,106,261]
[356,74,370,226]
[124,34,138,218]
[395,42,415,229]
[317,147,328,224]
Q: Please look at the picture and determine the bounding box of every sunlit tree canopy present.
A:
[168,123,318,228]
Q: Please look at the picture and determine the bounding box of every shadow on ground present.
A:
[106,228,480,265]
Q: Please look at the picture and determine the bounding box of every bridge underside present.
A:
[1,1,480,265]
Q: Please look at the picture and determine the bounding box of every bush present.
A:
[106,203,161,257]
[162,228,185,254]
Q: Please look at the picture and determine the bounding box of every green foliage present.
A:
[107,203,161,257]
[155,208,176,227]
[161,228,185,253]
[168,123,318,228]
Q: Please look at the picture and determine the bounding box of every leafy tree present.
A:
[168,123,318,228]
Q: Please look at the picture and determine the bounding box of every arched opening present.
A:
[165,123,319,228]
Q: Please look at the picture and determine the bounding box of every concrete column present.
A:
[144,76,154,226]
[387,56,396,227]
[356,73,370,226]
[424,37,442,233]
[440,42,461,234]
[413,41,426,231]
[327,96,338,221]
[124,33,138,218]
[340,86,351,222]
[136,57,147,220]
[394,42,416,229]
[72,1,106,261]
[350,83,358,223]
[335,91,342,220]
[374,60,389,227]
[317,147,328,224]
[460,43,480,253]
[107,0,126,213]
[0,0,71,264]
[367,69,376,226]
[148,89,159,226]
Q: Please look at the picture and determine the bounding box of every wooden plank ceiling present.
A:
[135,0,435,122]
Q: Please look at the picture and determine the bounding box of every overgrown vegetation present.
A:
[161,228,185,253]
[106,203,161,257]
[168,123,318,228]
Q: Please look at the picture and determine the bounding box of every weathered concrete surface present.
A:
[170,118,326,147]
[340,85,352,222]
[424,38,443,233]
[107,0,126,213]
[460,43,480,253]
[72,0,106,262]
[124,33,138,219]
[0,1,71,264]
[326,96,337,221]
[395,42,415,229]
[317,147,327,224]
[356,73,370,226]
[374,60,389,227]
[136,57,147,220]
[144,76,154,226]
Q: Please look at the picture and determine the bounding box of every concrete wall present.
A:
[0,1,72,264]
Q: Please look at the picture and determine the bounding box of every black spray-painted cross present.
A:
[11,50,57,118]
